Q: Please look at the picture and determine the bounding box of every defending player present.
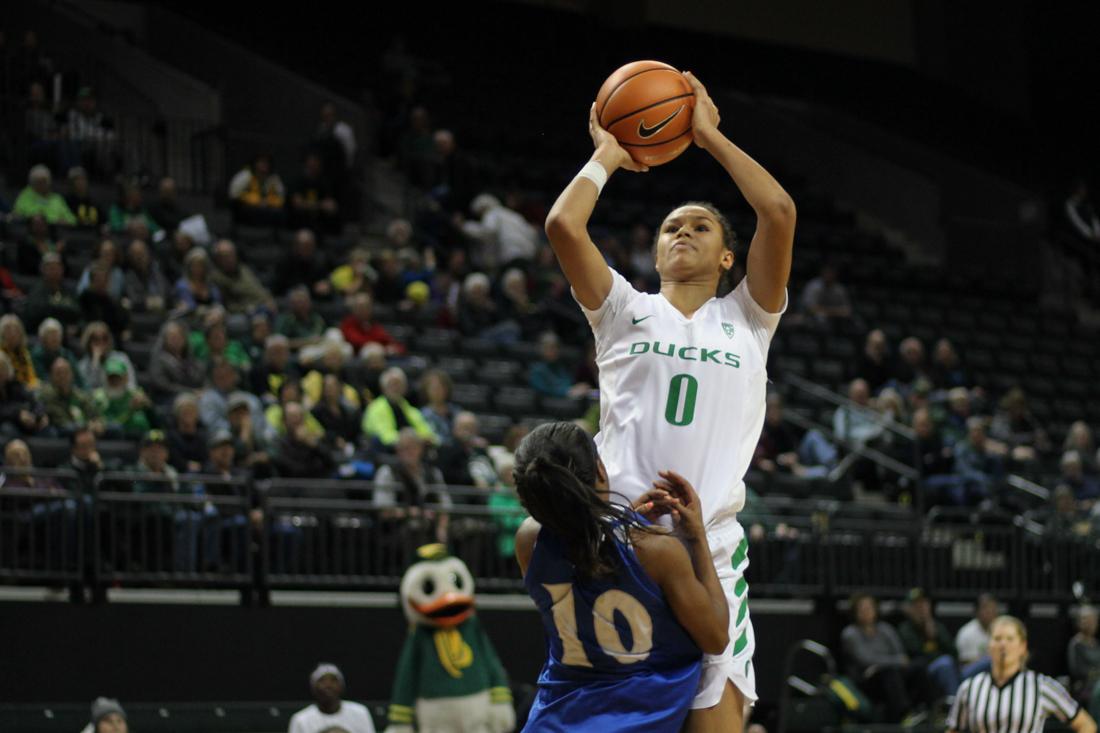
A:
[514,421,730,732]
[543,71,795,732]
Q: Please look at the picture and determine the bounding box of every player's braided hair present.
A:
[513,422,654,582]
[654,201,740,297]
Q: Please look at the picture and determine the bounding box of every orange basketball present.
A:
[596,60,696,167]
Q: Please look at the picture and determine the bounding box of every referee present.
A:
[947,616,1097,733]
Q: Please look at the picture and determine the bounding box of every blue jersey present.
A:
[522,522,702,732]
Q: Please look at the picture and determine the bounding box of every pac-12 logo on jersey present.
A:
[628,341,741,369]
[722,322,735,339]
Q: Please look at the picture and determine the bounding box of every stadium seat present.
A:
[539,396,587,420]
[435,356,476,382]
[459,338,500,359]
[451,383,492,412]
[473,413,514,444]
[125,342,154,371]
[410,329,458,357]
[502,341,542,363]
[493,386,538,418]
[771,355,810,379]
[479,359,523,386]
[786,332,821,358]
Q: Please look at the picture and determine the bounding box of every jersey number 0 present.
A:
[543,583,654,666]
[664,373,698,426]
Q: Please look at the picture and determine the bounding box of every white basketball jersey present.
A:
[580,269,785,527]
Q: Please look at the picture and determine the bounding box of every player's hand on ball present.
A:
[589,103,649,173]
[683,71,720,148]
[653,470,705,541]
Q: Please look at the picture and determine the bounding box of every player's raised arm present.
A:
[544,105,649,310]
[634,471,730,654]
[685,71,795,313]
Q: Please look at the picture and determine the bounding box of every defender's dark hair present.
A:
[655,201,739,296]
[513,422,653,582]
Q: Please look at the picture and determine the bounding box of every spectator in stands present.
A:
[1065,422,1099,476]
[419,369,459,445]
[147,320,204,401]
[244,312,273,365]
[310,373,362,453]
[229,153,286,226]
[0,261,22,311]
[83,696,128,733]
[274,229,331,298]
[288,151,340,233]
[369,249,406,306]
[78,237,127,298]
[458,272,516,342]
[265,380,324,440]
[13,164,76,225]
[942,387,973,447]
[929,338,969,390]
[753,393,838,482]
[40,357,103,437]
[459,192,538,269]
[358,343,387,400]
[200,361,264,436]
[64,167,101,229]
[1069,606,1100,707]
[108,180,160,237]
[189,307,250,372]
[329,247,378,297]
[78,262,129,342]
[951,417,1006,506]
[147,177,185,233]
[123,238,170,313]
[299,336,358,402]
[1045,485,1091,540]
[894,337,930,390]
[438,411,499,488]
[161,230,196,285]
[226,393,272,474]
[94,356,153,439]
[373,427,450,542]
[67,426,104,496]
[67,87,116,177]
[167,392,208,473]
[896,587,960,697]
[833,378,886,448]
[24,81,61,169]
[78,322,135,391]
[400,106,436,186]
[22,254,80,334]
[209,239,275,316]
[430,128,479,214]
[16,213,66,275]
[0,351,47,438]
[31,318,80,386]
[362,367,437,449]
[911,407,959,503]
[276,286,326,350]
[841,592,934,723]
[990,387,1051,462]
[1062,452,1100,505]
[529,331,587,398]
[173,248,222,317]
[1,313,40,390]
[799,262,852,327]
[250,334,298,406]
[131,429,215,573]
[488,423,530,476]
[500,267,547,340]
[272,401,336,478]
[854,329,894,393]
[339,292,403,355]
[1066,179,1100,244]
[956,593,998,678]
[288,663,375,733]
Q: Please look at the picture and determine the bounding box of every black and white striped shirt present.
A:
[947,669,1079,733]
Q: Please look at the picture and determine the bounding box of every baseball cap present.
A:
[227,391,251,412]
[906,587,929,603]
[310,663,345,689]
[90,697,126,724]
[141,429,167,448]
[208,430,234,449]
[104,356,128,376]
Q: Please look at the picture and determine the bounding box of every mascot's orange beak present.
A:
[414,592,475,628]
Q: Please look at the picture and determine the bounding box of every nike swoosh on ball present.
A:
[637,106,685,139]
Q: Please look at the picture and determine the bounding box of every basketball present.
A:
[596,60,696,167]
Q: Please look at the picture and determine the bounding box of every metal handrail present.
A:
[785,372,916,441]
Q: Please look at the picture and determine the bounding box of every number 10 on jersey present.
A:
[664,373,698,426]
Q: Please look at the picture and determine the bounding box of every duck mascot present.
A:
[385,544,515,733]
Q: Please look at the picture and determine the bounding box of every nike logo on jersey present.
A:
[637,106,685,139]
[631,315,653,325]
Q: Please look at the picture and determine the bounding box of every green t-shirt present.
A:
[13,187,77,225]
[275,312,326,341]
[488,491,526,558]
[94,388,152,437]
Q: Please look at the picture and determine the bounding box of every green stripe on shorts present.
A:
[736,598,748,625]
[734,576,747,598]
[733,627,749,656]
[730,538,748,570]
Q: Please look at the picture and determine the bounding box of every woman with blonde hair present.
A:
[77,321,135,391]
[948,615,1096,733]
[0,314,39,389]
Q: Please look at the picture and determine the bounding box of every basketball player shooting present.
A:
[543,70,796,733]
